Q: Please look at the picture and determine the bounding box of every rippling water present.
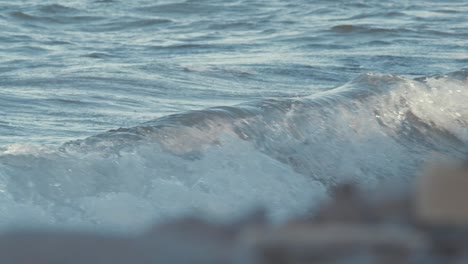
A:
[0,0,467,230]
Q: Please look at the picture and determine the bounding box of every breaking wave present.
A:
[0,70,467,231]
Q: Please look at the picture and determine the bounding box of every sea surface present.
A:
[0,0,467,231]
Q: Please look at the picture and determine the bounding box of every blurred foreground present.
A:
[1,162,468,264]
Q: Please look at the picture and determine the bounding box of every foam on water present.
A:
[0,137,326,231]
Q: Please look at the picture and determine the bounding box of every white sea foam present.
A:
[0,136,326,231]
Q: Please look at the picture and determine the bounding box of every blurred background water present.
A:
[0,0,466,146]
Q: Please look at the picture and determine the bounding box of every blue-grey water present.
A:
[0,0,467,231]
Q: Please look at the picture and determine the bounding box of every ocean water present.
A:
[0,0,467,231]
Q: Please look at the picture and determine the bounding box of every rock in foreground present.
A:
[1,162,468,263]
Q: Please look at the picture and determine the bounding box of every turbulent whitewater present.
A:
[0,0,467,231]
